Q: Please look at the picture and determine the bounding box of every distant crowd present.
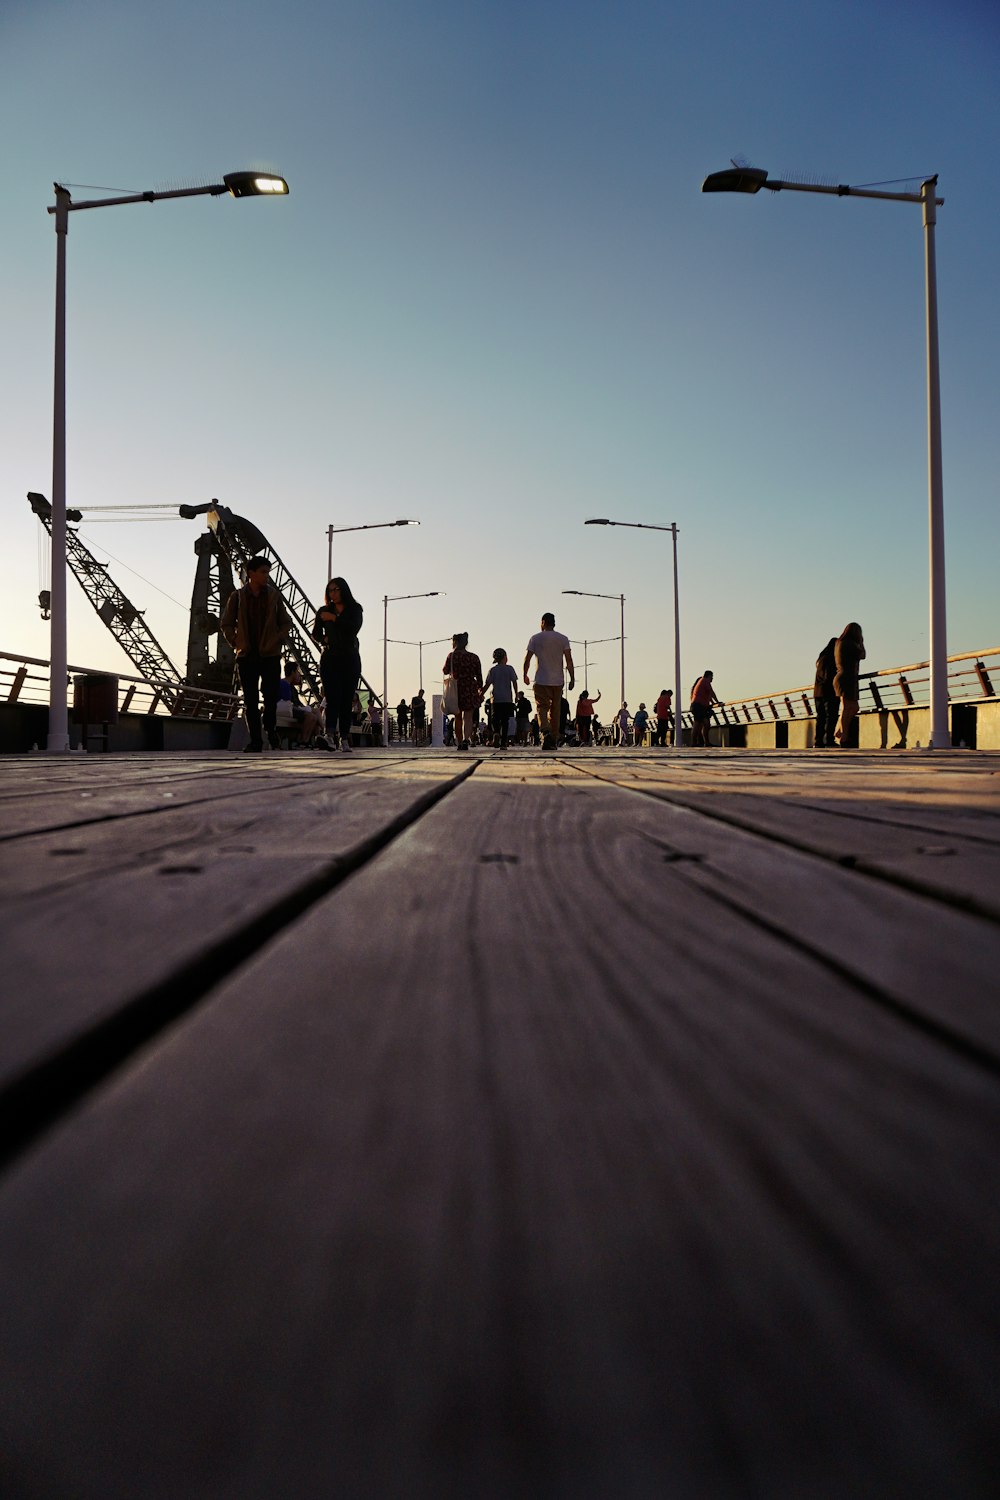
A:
[219,557,866,753]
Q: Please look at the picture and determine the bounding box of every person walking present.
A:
[311,576,364,754]
[690,671,720,747]
[220,555,291,753]
[523,613,574,751]
[575,688,601,746]
[813,638,839,748]
[443,632,483,751]
[396,698,409,741]
[514,691,532,745]
[633,703,650,747]
[654,688,674,747]
[833,622,866,747]
[482,648,519,748]
[613,702,632,747]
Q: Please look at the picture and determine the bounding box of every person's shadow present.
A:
[878,709,909,749]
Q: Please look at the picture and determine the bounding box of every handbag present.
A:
[442,675,459,713]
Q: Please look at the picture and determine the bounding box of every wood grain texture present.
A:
[0,769,997,1498]
[574,756,1000,918]
[0,759,469,1095]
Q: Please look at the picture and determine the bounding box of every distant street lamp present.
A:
[562,590,626,706]
[45,170,289,751]
[385,637,451,694]
[326,519,419,583]
[586,519,682,749]
[702,163,948,749]
[568,636,621,696]
[383,593,442,744]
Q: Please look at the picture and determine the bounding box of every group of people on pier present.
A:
[220,557,865,753]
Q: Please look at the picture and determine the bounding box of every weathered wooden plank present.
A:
[0,761,472,1103]
[0,752,424,838]
[0,774,997,1497]
[575,759,1000,918]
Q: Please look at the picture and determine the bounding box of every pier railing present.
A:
[0,652,241,722]
[709,647,999,729]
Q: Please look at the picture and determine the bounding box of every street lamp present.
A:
[45,170,289,751]
[562,590,626,706]
[568,636,621,696]
[385,637,451,694]
[586,519,683,749]
[326,519,419,583]
[702,164,948,749]
[383,594,442,746]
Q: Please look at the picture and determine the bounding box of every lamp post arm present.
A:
[48,184,229,215]
[764,179,943,207]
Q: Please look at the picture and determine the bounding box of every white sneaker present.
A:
[340,740,353,753]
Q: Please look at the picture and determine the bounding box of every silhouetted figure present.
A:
[576,689,601,746]
[443,632,484,751]
[482,648,518,748]
[834,623,866,748]
[654,689,673,747]
[524,613,574,751]
[220,555,291,753]
[813,639,839,748]
[690,671,720,747]
[311,577,364,754]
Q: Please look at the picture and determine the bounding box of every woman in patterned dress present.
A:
[443,632,484,751]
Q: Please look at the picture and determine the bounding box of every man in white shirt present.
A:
[523,612,575,750]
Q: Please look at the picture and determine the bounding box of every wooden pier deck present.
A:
[1,747,999,1498]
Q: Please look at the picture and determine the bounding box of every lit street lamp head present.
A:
[223,172,289,197]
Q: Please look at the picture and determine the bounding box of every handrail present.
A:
[1,651,241,721]
[708,647,999,728]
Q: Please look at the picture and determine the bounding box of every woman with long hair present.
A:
[443,632,483,752]
[833,622,866,747]
[311,577,364,754]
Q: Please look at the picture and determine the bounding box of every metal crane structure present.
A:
[29,491,381,723]
[29,492,238,719]
[179,500,380,707]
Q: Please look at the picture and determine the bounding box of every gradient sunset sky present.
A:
[3,0,998,706]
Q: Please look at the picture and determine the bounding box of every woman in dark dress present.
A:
[311,577,363,754]
[833,621,865,747]
[443,632,483,752]
[813,638,839,748]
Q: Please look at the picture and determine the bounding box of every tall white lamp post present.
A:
[326,519,419,583]
[702,164,948,749]
[383,594,442,746]
[45,170,289,751]
[562,590,626,706]
[385,637,451,694]
[569,636,622,696]
[586,520,683,748]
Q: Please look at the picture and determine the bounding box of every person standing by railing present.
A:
[690,671,720,747]
[654,688,674,747]
[834,623,866,748]
[813,638,839,749]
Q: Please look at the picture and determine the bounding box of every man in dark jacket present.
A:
[813,638,838,748]
[220,556,292,752]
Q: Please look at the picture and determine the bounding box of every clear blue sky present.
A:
[3,0,998,707]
